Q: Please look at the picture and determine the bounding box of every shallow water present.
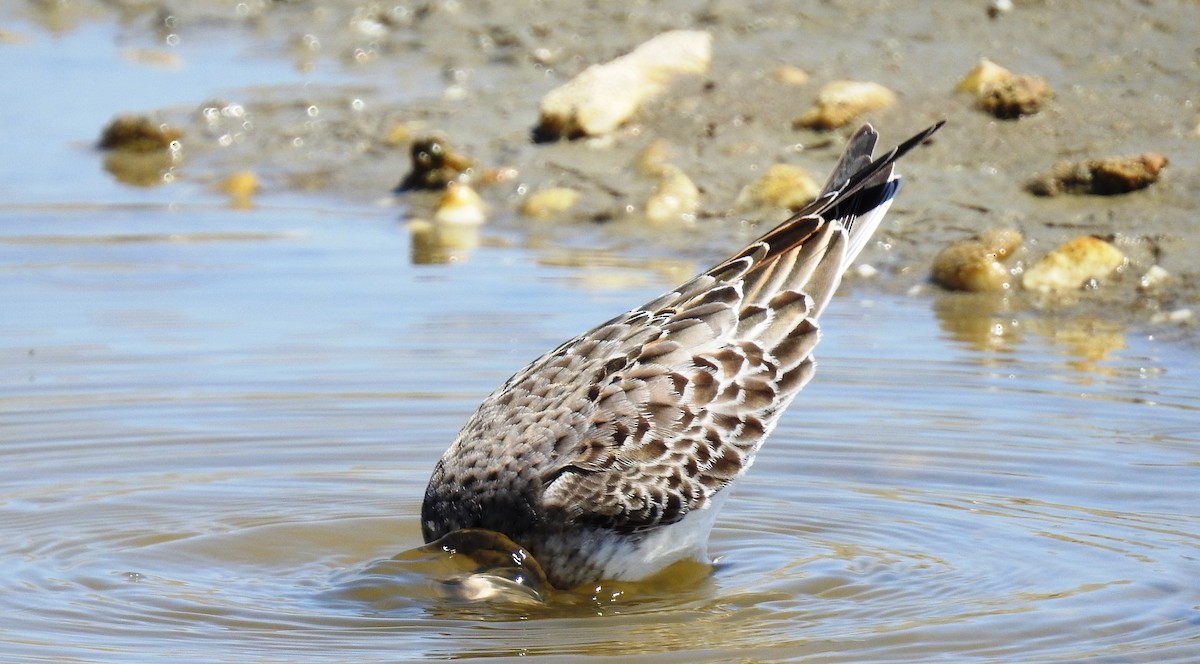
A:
[2,201,1198,662]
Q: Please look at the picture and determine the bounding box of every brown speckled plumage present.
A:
[422,123,942,588]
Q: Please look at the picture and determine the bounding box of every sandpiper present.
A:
[422,122,943,588]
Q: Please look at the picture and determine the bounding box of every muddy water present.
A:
[3,3,1200,662]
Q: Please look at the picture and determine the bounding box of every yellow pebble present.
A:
[520,188,581,219]
[434,183,487,225]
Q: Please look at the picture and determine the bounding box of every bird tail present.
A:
[720,121,943,321]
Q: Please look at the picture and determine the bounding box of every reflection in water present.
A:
[409,217,699,292]
[932,290,1023,353]
[536,249,695,292]
[932,290,1128,376]
[102,150,179,187]
[409,529,550,605]
[329,528,717,617]
[328,529,549,611]
[1026,317,1127,376]
[408,218,482,264]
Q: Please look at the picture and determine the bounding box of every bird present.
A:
[421,122,943,589]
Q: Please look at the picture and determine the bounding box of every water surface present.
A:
[2,202,1198,662]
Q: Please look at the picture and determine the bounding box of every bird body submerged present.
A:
[421,122,942,588]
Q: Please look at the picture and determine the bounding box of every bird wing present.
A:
[531,122,943,532]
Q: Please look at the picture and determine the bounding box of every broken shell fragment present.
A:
[1026,153,1168,196]
[932,228,1023,292]
[1021,236,1126,292]
[644,165,700,223]
[535,30,712,141]
[793,80,895,131]
[735,164,820,212]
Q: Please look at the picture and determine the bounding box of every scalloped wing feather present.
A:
[422,122,942,550]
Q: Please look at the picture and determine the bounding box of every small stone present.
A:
[396,137,474,191]
[1137,265,1171,291]
[931,228,1023,292]
[793,81,896,131]
[735,164,821,212]
[1027,153,1168,196]
[1021,236,1126,292]
[854,263,879,279]
[978,74,1051,119]
[434,183,487,225]
[477,167,519,187]
[773,65,810,86]
[956,59,1051,119]
[632,138,671,176]
[956,58,1013,95]
[987,0,1014,17]
[98,115,181,153]
[644,165,700,223]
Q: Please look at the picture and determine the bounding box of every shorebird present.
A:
[422,122,942,589]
